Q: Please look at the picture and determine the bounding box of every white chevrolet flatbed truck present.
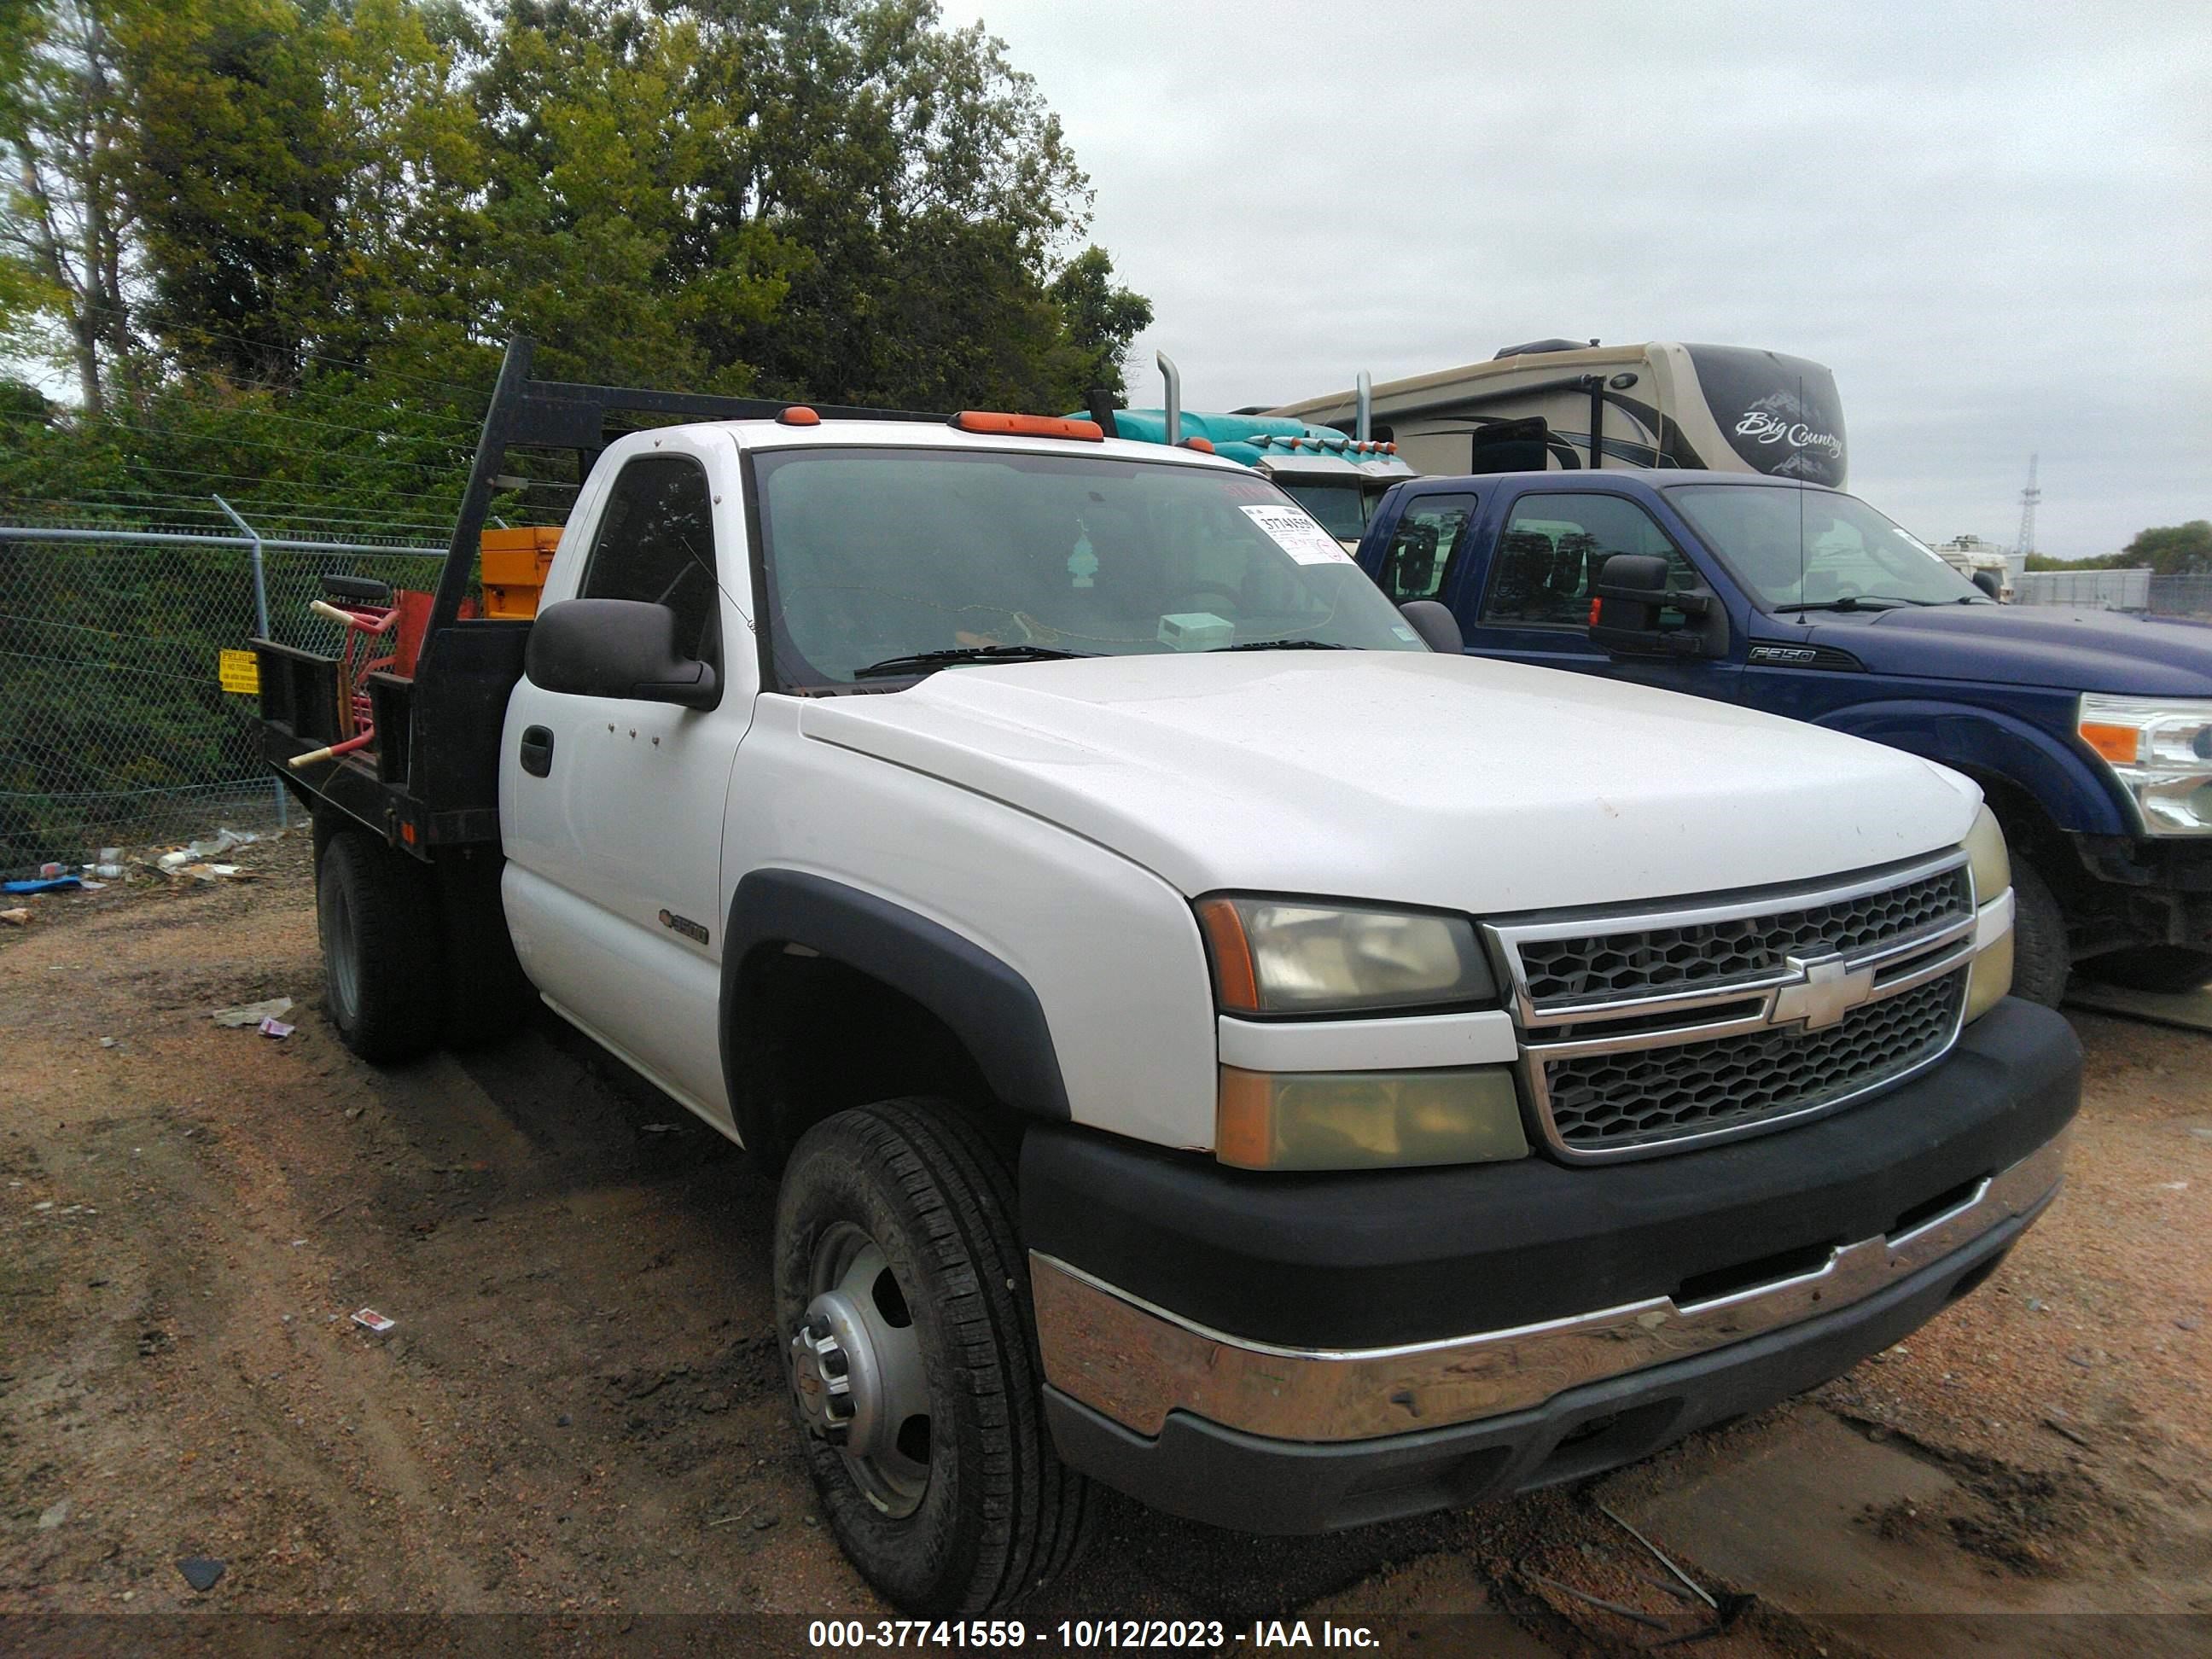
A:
[253,342,2081,1613]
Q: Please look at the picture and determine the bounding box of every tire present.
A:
[2009,858,2069,1009]
[2078,945,2212,996]
[775,1100,1089,1612]
[317,831,446,1063]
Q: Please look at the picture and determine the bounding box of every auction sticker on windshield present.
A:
[1241,504,1353,564]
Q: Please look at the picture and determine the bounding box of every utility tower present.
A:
[2014,453,2040,561]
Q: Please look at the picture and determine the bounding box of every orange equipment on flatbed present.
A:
[479,527,562,619]
[285,576,473,771]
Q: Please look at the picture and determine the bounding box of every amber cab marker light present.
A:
[951,410,1104,441]
[1182,436,1216,453]
[2079,721,2139,765]
[776,405,821,426]
[1195,898,1261,1015]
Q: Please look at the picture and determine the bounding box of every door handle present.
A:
[519,725,554,777]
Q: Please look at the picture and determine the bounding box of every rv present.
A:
[1273,341,1848,488]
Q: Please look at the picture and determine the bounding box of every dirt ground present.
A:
[2,840,2208,1656]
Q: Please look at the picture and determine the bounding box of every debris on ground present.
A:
[258,1016,294,1039]
[175,1557,226,1592]
[0,907,29,926]
[157,830,260,870]
[166,862,253,883]
[212,997,294,1027]
[38,1499,71,1530]
[3,876,83,894]
[1595,1499,1716,1610]
[154,832,259,881]
[351,1307,396,1335]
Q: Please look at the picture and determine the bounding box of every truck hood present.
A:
[1791,605,2212,696]
[797,653,1979,913]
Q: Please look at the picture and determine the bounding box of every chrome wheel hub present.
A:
[790,1225,933,1516]
[324,878,359,1022]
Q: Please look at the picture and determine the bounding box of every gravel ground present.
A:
[1,840,2206,1656]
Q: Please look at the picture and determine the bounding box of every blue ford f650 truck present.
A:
[1356,470,2212,1005]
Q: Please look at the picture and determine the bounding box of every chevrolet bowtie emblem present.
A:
[1773,953,1877,1030]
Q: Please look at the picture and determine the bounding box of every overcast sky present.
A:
[958,0,2209,558]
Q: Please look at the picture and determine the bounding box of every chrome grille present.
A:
[1489,850,1981,1163]
[1540,970,1966,1155]
[1515,864,1972,1010]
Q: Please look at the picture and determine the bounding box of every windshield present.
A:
[753,446,1426,687]
[1277,479,1367,544]
[1669,484,1987,610]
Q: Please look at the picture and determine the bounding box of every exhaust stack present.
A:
[1157,351,1181,447]
[1354,370,1372,443]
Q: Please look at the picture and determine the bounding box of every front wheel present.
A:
[2008,858,2069,1009]
[774,1100,1088,1612]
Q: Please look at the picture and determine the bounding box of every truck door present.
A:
[1372,492,1481,607]
[500,439,753,1126]
[1457,489,1739,701]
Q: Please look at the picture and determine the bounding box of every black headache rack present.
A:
[251,336,940,859]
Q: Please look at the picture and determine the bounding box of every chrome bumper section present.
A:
[1031,1131,2065,1445]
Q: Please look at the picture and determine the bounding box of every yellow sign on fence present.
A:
[218,649,260,695]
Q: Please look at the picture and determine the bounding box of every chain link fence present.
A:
[2012,569,2212,619]
[2149,574,2212,620]
[1,526,444,874]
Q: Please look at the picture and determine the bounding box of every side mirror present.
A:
[1590,554,1726,660]
[526,598,719,709]
[1399,599,1463,655]
[1971,568,2003,600]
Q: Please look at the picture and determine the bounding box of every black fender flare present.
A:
[720,869,1072,1161]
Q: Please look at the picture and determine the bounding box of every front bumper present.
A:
[1041,1185,2047,1533]
[1022,998,2079,1531]
[2072,832,2212,951]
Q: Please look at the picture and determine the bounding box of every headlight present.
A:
[1217,1066,1528,1170]
[1961,803,2014,1023]
[1195,896,1496,1015]
[2078,694,2212,835]
[1964,803,2010,904]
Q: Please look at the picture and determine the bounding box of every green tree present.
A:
[2027,522,2212,575]
[0,0,144,413]
[313,0,491,366]
[125,0,342,387]
[474,3,784,389]
[1050,245,1152,402]
[2119,521,2212,576]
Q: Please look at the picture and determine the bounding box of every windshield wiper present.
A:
[1211,638,1352,652]
[1772,597,1918,614]
[851,644,1095,679]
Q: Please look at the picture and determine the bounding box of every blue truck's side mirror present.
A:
[1590,555,1727,661]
